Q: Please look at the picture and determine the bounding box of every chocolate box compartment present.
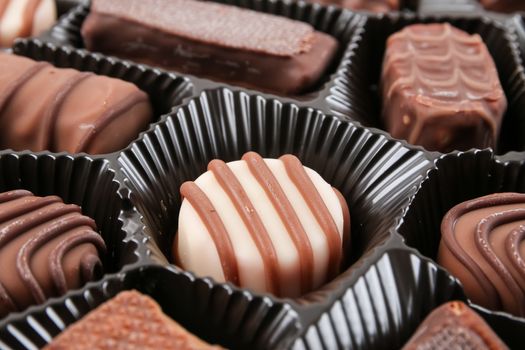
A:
[0,265,302,349]
[117,88,435,330]
[41,0,365,102]
[10,38,194,155]
[0,150,142,320]
[396,148,525,340]
[327,14,525,155]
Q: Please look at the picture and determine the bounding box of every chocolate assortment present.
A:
[1,0,525,349]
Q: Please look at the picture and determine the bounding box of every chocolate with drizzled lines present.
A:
[174,152,350,298]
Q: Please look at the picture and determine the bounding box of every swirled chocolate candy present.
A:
[0,0,56,47]
[0,53,152,154]
[81,0,338,96]
[0,190,106,318]
[402,301,508,350]
[310,0,398,12]
[174,152,350,298]
[381,23,507,153]
[480,0,525,12]
[44,291,222,350]
[438,193,525,317]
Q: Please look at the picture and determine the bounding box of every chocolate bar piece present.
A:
[480,0,525,12]
[0,0,56,47]
[0,190,105,318]
[438,193,525,317]
[44,291,222,350]
[403,301,508,349]
[381,23,507,153]
[0,53,152,154]
[310,0,399,12]
[81,0,338,96]
[174,152,350,298]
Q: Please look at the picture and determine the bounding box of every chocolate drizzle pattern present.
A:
[381,23,507,152]
[439,193,525,317]
[175,152,350,298]
[0,53,152,154]
[0,190,106,318]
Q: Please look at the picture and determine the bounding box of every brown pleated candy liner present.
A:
[0,150,141,320]
[327,14,525,155]
[42,0,365,100]
[10,38,194,155]
[396,149,525,348]
[0,265,302,349]
[417,0,483,15]
[509,14,525,64]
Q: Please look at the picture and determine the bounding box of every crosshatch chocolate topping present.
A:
[402,301,509,349]
[0,190,106,318]
[44,291,223,349]
[81,0,338,95]
[438,193,525,317]
[0,53,153,154]
[174,152,350,298]
[381,23,507,153]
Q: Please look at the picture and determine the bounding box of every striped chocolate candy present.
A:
[174,152,350,298]
[0,0,56,47]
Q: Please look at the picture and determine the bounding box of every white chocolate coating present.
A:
[0,0,56,47]
[174,153,350,298]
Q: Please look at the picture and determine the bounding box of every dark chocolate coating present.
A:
[402,301,508,349]
[381,23,507,153]
[0,190,106,318]
[309,0,398,12]
[81,0,338,96]
[438,193,525,317]
[44,291,222,349]
[0,53,152,154]
[480,0,525,12]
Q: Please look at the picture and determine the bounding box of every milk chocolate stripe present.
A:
[208,159,280,294]
[75,90,149,153]
[0,0,9,20]
[0,62,48,115]
[507,225,525,282]
[16,210,90,303]
[242,152,314,293]
[476,210,525,314]
[41,72,93,151]
[0,196,60,223]
[49,229,106,295]
[0,190,32,204]
[0,284,16,314]
[21,0,43,37]
[442,193,525,308]
[334,187,351,267]
[280,155,342,279]
[180,182,240,285]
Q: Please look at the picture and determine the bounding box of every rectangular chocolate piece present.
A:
[403,301,508,349]
[44,290,222,350]
[81,0,338,96]
[381,23,507,153]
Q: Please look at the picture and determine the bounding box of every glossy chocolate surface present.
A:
[0,190,105,318]
[81,0,338,96]
[0,53,152,154]
[44,291,222,349]
[403,301,508,349]
[438,193,525,317]
[174,152,350,298]
[381,23,507,153]
[480,0,525,12]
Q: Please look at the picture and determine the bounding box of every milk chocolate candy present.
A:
[310,0,399,12]
[438,193,525,317]
[0,0,56,47]
[480,0,525,12]
[174,152,350,298]
[44,291,222,350]
[0,190,106,318]
[0,53,153,154]
[381,23,507,153]
[402,301,508,350]
[81,0,338,96]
